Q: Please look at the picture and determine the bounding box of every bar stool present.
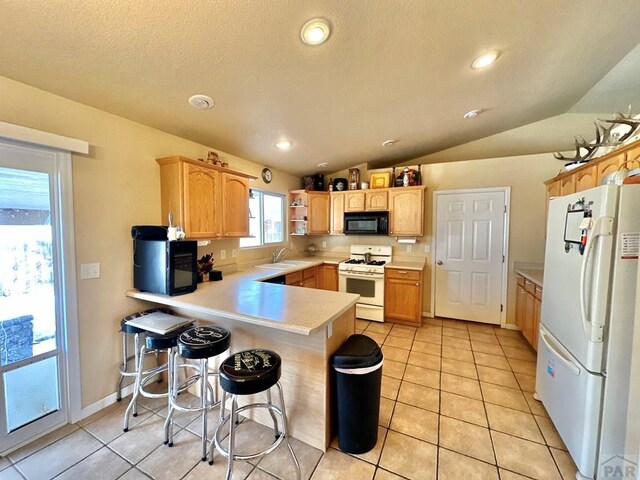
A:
[164,325,231,461]
[123,324,192,432]
[116,308,169,402]
[210,349,300,480]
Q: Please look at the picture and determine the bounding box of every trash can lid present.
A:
[332,334,383,369]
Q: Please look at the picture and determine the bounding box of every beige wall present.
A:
[294,153,560,326]
[0,76,299,408]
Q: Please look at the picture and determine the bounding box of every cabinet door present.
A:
[388,188,424,236]
[385,268,422,324]
[560,174,576,196]
[515,278,526,331]
[596,152,625,185]
[523,290,535,345]
[286,271,303,286]
[317,264,338,291]
[330,193,345,234]
[307,193,330,235]
[184,163,221,238]
[302,267,317,288]
[344,192,366,212]
[221,173,250,237]
[365,191,388,211]
[546,180,560,200]
[575,165,597,192]
[533,293,541,351]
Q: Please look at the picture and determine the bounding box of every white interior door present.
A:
[434,189,507,324]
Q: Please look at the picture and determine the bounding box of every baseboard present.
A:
[79,383,135,421]
[422,311,433,318]
[503,323,520,331]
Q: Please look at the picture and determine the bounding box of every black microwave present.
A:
[344,212,389,235]
[133,240,198,296]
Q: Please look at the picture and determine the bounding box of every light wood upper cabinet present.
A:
[344,190,388,212]
[560,174,576,196]
[330,192,345,234]
[575,165,597,191]
[221,173,250,238]
[596,152,626,185]
[366,191,388,211]
[157,156,255,239]
[388,186,425,236]
[344,192,365,212]
[290,190,330,235]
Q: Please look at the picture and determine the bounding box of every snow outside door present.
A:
[435,190,506,324]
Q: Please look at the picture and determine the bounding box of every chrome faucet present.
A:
[272,247,289,263]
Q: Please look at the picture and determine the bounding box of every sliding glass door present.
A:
[0,143,69,452]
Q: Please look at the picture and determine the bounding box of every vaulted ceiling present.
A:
[2,1,640,174]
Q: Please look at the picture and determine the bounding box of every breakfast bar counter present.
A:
[127,263,358,450]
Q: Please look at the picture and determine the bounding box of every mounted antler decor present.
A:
[554,107,640,164]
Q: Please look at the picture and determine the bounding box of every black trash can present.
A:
[332,334,383,454]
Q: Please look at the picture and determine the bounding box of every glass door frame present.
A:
[0,139,81,454]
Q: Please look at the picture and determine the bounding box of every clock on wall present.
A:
[262,168,273,184]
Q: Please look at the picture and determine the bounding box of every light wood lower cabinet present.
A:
[302,266,317,288]
[515,275,542,350]
[317,264,338,291]
[384,267,423,326]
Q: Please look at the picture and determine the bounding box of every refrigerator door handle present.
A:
[539,329,581,376]
[579,216,613,341]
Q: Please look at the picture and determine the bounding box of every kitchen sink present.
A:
[281,260,314,265]
[254,263,298,270]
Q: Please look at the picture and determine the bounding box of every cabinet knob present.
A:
[415,283,419,286]
[437,260,443,265]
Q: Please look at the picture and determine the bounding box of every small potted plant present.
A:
[197,253,215,283]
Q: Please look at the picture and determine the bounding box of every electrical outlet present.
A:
[220,250,226,260]
[424,245,430,254]
[321,241,326,249]
[80,263,100,279]
[406,245,412,253]
[232,248,237,257]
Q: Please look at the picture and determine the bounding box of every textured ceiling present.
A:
[1,1,640,175]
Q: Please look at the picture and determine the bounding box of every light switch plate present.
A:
[220,250,226,260]
[232,248,237,257]
[80,263,100,279]
[406,245,413,253]
[424,245,430,253]
[322,241,327,249]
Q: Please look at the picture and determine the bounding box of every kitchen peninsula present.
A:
[127,260,359,450]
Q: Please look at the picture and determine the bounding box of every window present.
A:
[240,189,285,248]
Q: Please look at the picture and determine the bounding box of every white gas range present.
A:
[338,245,392,322]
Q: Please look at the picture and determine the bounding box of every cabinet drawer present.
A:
[303,267,316,279]
[524,279,536,295]
[386,268,420,281]
[516,275,525,287]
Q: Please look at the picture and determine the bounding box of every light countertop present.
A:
[127,257,358,336]
[515,268,544,287]
[385,259,426,271]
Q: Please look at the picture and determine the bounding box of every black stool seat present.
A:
[146,326,192,350]
[178,326,231,359]
[219,349,281,396]
[121,308,171,334]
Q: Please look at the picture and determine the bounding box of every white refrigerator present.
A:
[536,184,640,480]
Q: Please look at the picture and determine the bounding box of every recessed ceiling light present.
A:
[275,140,293,150]
[301,18,331,46]
[317,162,329,168]
[382,139,397,147]
[463,109,482,119]
[471,51,500,70]
[188,94,214,110]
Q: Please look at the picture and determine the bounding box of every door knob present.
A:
[437,260,443,265]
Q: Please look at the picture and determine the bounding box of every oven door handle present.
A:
[338,272,384,279]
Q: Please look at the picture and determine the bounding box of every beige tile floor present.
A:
[0,318,578,480]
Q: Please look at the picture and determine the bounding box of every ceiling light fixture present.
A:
[275,140,293,150]
[301,18,331,46]
[463,109,482,119]
[471,51,500,70]
[317,162,329,168]
[382,140,397,147]
[188,94,214,110]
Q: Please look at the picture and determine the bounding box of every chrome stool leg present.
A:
[266,388,280,437]
[225,396,238,480]
[123,344,145,432]
[276,382,301,480]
